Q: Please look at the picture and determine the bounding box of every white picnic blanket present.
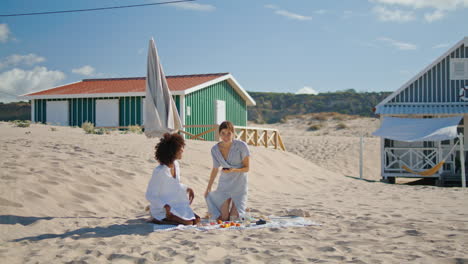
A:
[152,216,320,232]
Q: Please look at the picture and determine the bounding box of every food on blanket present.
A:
[210,222,216,225]
[220,224,226,228]
[217,220,223,224]
[235,223,241,227]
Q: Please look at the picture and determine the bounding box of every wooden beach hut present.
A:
[20,73,256,140]
[374,37,468,186]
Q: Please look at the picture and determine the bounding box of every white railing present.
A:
[384,147,439,173]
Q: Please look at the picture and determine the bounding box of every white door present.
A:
[96,99,119,127]
[46,101,69,126]
[215,100,226,125]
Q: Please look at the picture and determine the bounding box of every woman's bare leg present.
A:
[229,202,239,219]
[165,213,195,225]
[219,198,232,221]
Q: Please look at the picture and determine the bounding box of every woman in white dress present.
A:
[146,133,200,225]
[205,121,251,221]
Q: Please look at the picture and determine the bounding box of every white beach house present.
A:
[374,37,468,186]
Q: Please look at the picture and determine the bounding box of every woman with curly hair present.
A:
[146,133,200,225]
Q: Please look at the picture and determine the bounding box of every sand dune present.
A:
[0,121,467,263]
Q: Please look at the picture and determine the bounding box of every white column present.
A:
[180,95,185,139]
[360,136,363,179]
[31,99,35,123]
[438,141,443,177]
[460,133,466,188]
[380,116,385,180]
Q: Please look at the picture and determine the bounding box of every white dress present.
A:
[205,140,251,219]
[145,160,195,221]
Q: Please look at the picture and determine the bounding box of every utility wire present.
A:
[0,0,195,17]
[0,90,19,98]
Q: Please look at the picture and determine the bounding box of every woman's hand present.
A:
[187,188,195,204]
[164,204,172,218]
[222,168,235,173]
[204,187,211,198]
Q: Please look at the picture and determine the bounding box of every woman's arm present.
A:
[204,168,219,197]
[227,156,249,173]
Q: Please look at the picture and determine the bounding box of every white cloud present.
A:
[372,6,415,22]
[265,5,312,21]
[265,4,277,9]
[0,54,46,70]
[370,0,468,22]
[0,66,66,102]
[170,2,215,11]
[315,9,327,15]
[72,65,95,76]
[432,43,450,49]
[378,37,417,50]
[296,86,319,95]
[370,0,468,11]
[0,24,12,43]
[424,9,446,22]
[275,10,312,21]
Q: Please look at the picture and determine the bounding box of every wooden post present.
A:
[263,130,268,148]
[254,129,258,146]
[278,134,286,151]
[242,128,247,142]
[360,136,363,179]
[274,131,278,149]
[215,125,220,141]
[460,133,466,188]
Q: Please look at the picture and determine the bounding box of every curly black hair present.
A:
[155,133,185,166]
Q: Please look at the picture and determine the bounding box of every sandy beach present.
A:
[1,120,467,263]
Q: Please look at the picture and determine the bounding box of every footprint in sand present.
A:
[0,197,23,207]
[1,175,17,181]
[405,229,424,236]
[107,253,146,263]
[39,179,60,185]
[70,190,96,202]
[112,168,132,178]
[23,190,44,200]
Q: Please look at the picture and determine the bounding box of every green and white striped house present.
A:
[21,73,256,140]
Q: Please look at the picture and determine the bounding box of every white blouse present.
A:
[145,160,195,221]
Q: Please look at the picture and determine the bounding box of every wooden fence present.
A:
[96,124,285,151]
[180,124,285,151]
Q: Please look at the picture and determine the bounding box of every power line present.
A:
[0,90,19,98]
[0,0,195,17]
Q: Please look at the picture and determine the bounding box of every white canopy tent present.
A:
[372,116,463,142]
[373,116,465,187]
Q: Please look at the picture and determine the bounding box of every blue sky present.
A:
[0,0,467,102]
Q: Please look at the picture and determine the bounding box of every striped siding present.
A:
[391,44,468,103]
[34,99,47,123]
[185,80,247,141]
[70,98,94,126]
[35,96,180,127]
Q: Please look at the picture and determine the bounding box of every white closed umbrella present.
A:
[144,38,182,138]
